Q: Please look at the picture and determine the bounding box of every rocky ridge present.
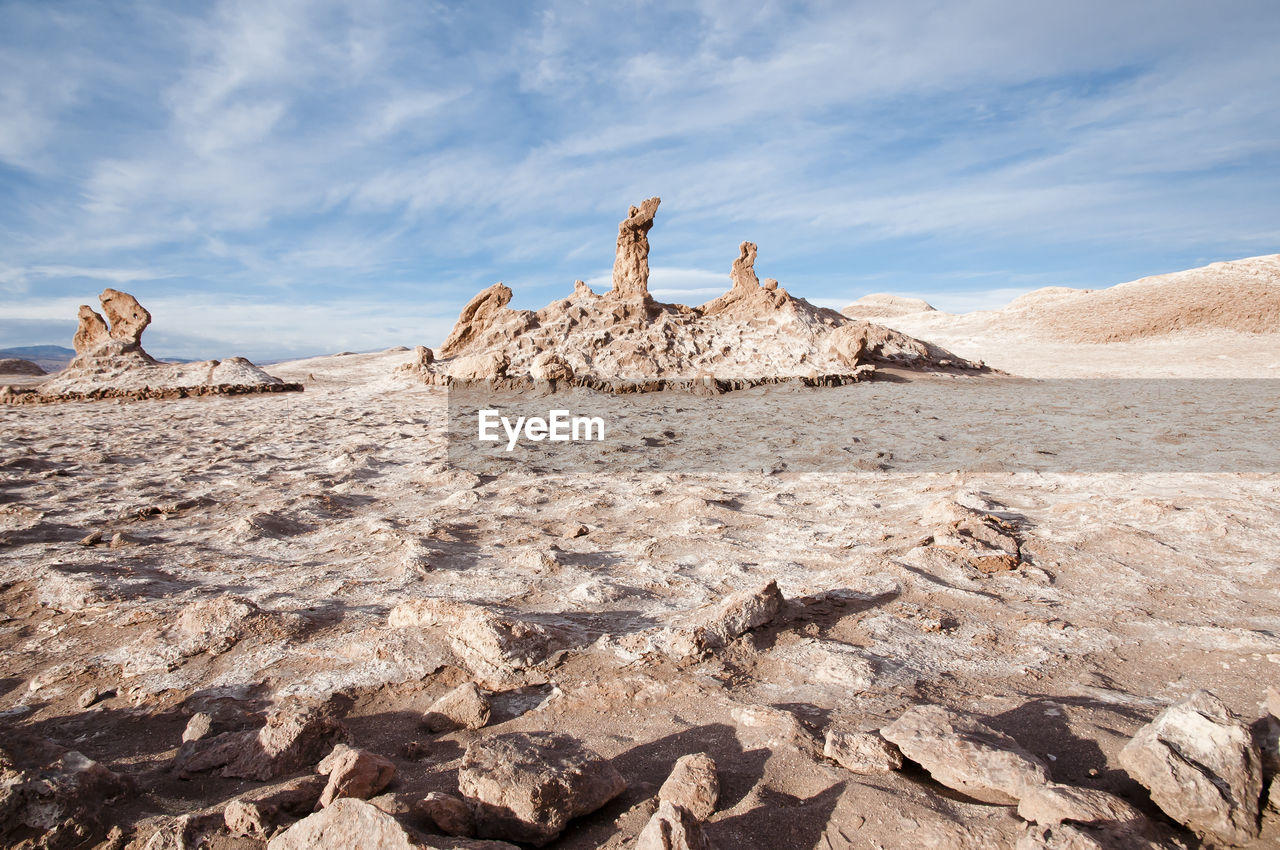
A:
[1,288,301,404]
[405,199,978,391]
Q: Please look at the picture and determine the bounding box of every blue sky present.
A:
[2,0,1278,360]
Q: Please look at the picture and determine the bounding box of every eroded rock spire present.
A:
[610,197,660,298]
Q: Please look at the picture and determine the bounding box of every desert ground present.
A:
[2,260,1280,849]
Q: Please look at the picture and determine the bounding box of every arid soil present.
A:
[2,330,1279,847]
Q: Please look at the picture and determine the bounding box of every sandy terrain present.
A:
[2,323,1279,848]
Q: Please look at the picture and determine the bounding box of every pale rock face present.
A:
[880,704,1050,805]
[661,580,783,659]
[415,791,475,837]
[182,712,214,743]
[457,731,626,846]
[224,775,327,839]
[657,753,719,820]
[841,293,937,319]
[388,598,554,685]
[439,284,522,358]
[635,801,717,850]
[822,728,903,775]
[0,748,133,849]
[423,682,491,732]
[175,595,265,656]
[73,305,111,354]
[1118,689,1262,846]
[317,744,397,808]
[531,352,574,381]
[730,242,760,291]
[611,197,661,298]
[100,287,152,343]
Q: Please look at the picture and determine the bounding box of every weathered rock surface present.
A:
[635,800,717,850]
[611,197,661,298]
[661,580,784,659]
[267,797,418,849]
[141,811,225,850]
[388,598,554,684]
[415,791,475,837]
[174,595,300,656]
[822,728,903,774]
[1015,822,1165,850]
[8,288,300,404]
[175,696,349,781]
[841,293,938,319]
[317,744,396,808]
[1016,783,1147,830]
[423,682,491,732]
[224,775,327,839]
[1118,689,1262,845]
[182,712,213,743]
[881,704,1050,805]
[924,501,1025,574]
[657,753,719,820]
[406,199,975,390]
[457,731,626,846]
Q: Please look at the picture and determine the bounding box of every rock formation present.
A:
[405,199,979,391]
[611,197,661,298]
[4,288,301,404]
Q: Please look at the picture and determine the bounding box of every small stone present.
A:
[657,753,719,820]
[822,728,902,775]
[881,704,1050,805]
[562,523,589,539]
[423,682,491,732]
[663,580,784,659]
[77,687,101,709]
[635,801,716,850]
[108,531,127,548]
[316,744,396,809]
[266,797,416,850]
[415,791,475,837]
[182,712,213,743]
[79,531,103,546]
[1017,783,1146,828]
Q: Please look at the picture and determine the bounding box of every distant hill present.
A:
[0,345,75,373]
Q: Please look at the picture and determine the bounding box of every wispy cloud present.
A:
[0,0,1277,358]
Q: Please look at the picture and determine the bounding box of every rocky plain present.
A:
[2,200,1280,849]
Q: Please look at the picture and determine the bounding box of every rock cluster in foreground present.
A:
[1,288,301,404]
[406,198,979,391]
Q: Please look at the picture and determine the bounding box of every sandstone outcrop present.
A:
[0,737,133,850]
[406,199,978,391]
[881,704,1050,805]
[224,775,327,839]
[659,580,784,660]
[457,731,626,846]
[6,288,301,404]
[1118,689,1262,845]
[841,293,937,319]
[388,598,555,685]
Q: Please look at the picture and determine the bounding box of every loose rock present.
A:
[224,775,327,839]
[1118,689,1262,845]
[316,744,397,808]
[415,791,475,837]
[822,728,903,775]
[635,801,716,850]
[388,598,553,684]
[881,704,1050,805]
[175,696,349,781]
[458,731,626,846]
[663,580,784,659]
[657,753,719,820]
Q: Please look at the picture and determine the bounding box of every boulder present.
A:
[182,712,214,743]
[423,682,491,732]
[635,801,717,850]
[657,753,719,820]
[880,704,1050,805]
[224,775,327,839]
[72,304,111,354]
[317,744,396,808]
[611,197,661,298]
[1118,690,1261,845]
[1017,783,1147,830]
[822,728,903,775]
[457,731,626,846]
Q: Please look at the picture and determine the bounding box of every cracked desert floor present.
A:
[3,331,1279,848]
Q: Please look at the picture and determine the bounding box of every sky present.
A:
[1,0,1278,361]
